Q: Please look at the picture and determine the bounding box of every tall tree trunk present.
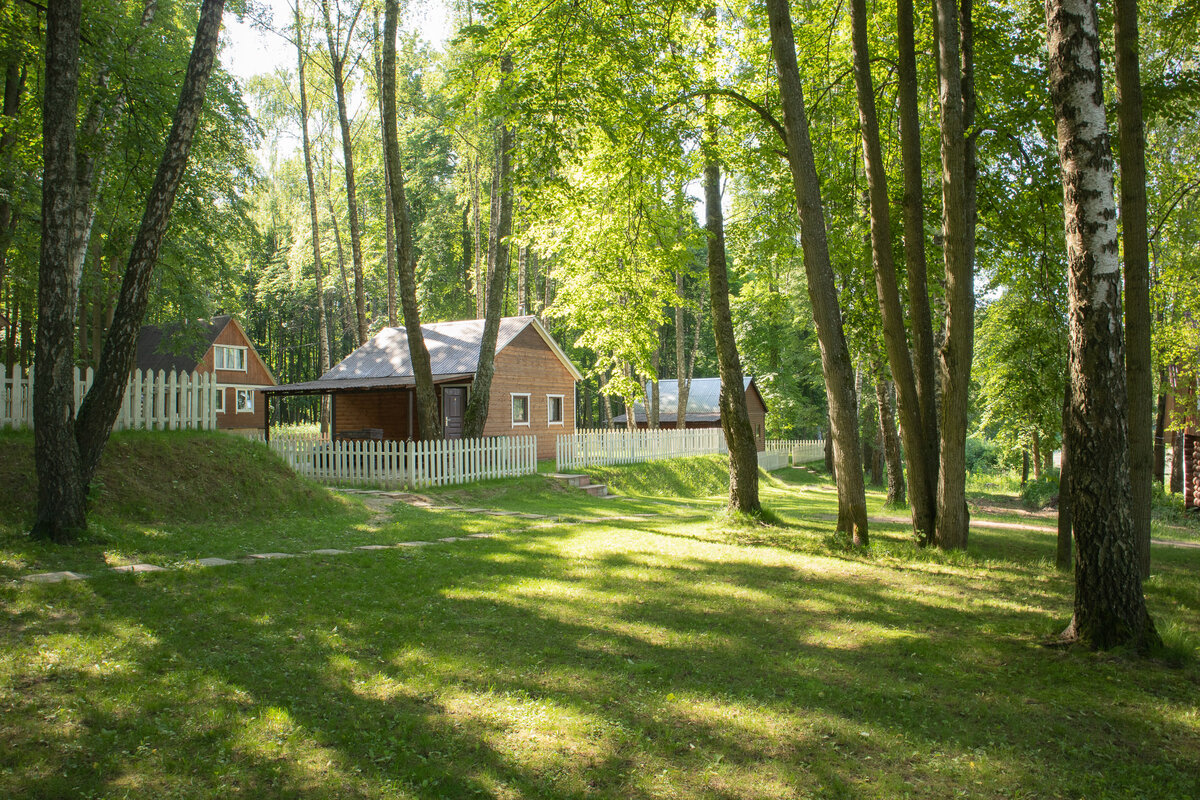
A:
[932,0,974,550]
[897,0,939,478]
[850,0,935,540]
[461,204,473,314]
[1170,429,1183,494]
[32,0,87,542]
[462,55,514,438]
[675,269,692,427]
[383,0,439,439]
[1114,0,1152,580]
[320,0,368,344]
[322,173,355,340]
[705,155,760,514]
[472,153,484,319]
[0,59,25,292]
[295,0,331,434]
[766,0,867,543]
[1057,381,1072,569]
[1046,0,1157,650]
[374,8,398,329]
[1154,383,1166,486]
[877,376,905,506]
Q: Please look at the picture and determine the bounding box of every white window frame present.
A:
[214,386,225,414]
[235,388,255,414]
[214,345,248,372]
[547,394,564,426]
[511,393,531,427]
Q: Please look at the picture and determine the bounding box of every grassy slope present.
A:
[1,445,1198,799]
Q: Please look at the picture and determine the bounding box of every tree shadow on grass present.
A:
[4,521,1199,799]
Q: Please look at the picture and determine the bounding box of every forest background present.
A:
[2,0,1199,485]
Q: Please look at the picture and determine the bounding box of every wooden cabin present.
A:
[135,315,276,432]
[613,377,769,452]
[263,316,582,460]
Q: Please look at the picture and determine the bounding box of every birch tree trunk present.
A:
[877,377,905,507]
[383,0,439,439]
[1046,0,1157,650]
[32,0,87,542]
[373,9,398,329]
[765,0,867,543]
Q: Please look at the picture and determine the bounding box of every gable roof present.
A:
[265,315,582,395]
[613,377,765,424]
[135,315,231,373]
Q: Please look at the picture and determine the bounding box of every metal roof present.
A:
[265,316,582,395]
[613,377,757,424]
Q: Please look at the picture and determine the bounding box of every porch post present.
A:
[264,394,271,443]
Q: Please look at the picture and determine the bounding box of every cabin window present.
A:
[547,395,564,425]
[214,387,225,414]
[236,388,254,413]
[215,345,247,371]
[511,393,530,426]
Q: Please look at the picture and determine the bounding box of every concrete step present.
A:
[582,483,608,498]
[548,472,591,488]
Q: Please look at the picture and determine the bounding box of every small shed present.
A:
[613,377,769,451]
[263,315,582,460]
[135,315,276,432]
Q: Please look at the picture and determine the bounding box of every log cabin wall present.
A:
[482,325,577,459]
[333,390,414,441]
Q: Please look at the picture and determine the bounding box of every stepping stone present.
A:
[247,553,295,560]
[355,545,392,551]
[463,508,489,513]
[516,513,547,519]
[466,533,497,538]
[310,549,349,555]
[193,557,237,567]
[110,564,167,574]
[23,571,88,583]
[395,541,432,547]
[438,536,465,542]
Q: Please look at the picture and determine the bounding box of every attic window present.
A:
[512,394,530,426]
[215,345,247,371]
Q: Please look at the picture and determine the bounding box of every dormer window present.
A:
[215,345,247,371]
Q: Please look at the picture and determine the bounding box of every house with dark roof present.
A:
[613,377,768,451]
[264,315,582,460]
[135,314,276,432]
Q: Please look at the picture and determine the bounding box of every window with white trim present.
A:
[511,393,530,426]
[214,345,247,371]
[547,395,564,425]
[236,388,254,413]
[214,387,225,413]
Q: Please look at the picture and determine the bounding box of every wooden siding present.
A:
[333,390,414,441]
[193,319,276,431]
[481,325,577,459]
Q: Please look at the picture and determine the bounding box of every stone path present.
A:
[833,513,1200,549]
[14,490,664,586]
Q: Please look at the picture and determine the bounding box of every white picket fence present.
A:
[1,364,218,431]
[266,433,538,490]
[556,428,727,471]
[789,439,825,464]
[757,449,789,470]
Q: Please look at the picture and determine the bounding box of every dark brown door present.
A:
[443,387,465,439]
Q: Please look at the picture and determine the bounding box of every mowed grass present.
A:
[0,437,1198,799]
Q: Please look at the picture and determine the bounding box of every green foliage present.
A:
[965,436,1000,474]
[1019,473,1060,510]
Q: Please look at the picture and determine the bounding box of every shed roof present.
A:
[135,315,231,374]
[613,377,763,424]
[265,315,582,395]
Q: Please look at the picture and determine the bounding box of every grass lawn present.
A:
[1,434,1198,798]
